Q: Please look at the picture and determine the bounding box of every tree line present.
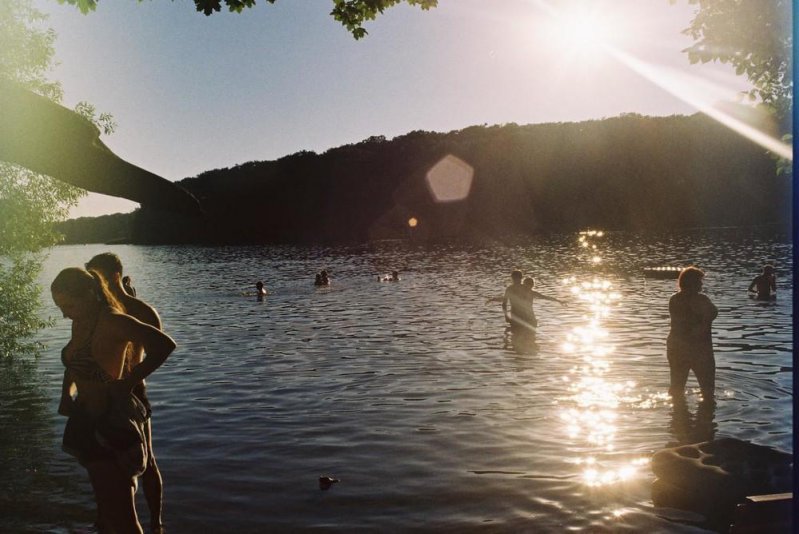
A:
[58,112,790,246]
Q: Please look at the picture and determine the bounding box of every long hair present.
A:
[51,267,124,313]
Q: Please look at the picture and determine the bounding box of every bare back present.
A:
[118,293,162,366]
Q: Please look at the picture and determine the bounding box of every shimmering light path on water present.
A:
[0,228,791,532]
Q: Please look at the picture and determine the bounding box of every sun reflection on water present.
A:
[559,231,651,488]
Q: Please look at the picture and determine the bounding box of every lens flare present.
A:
[425,155,474,203]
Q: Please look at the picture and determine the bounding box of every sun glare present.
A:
[527,0,792,161]
[536,1,626,64]
[559,8,611,48]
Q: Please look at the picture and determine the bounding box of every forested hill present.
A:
[58,113,790,245]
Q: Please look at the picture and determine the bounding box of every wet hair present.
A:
[522,276,535,287]
[677,266,704,292]
[763,264,775,275]
[86,252,124,279]
[51,267,123,312]
[255,281,264,289]
[511,270,523,282]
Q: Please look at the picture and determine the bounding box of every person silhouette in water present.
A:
[667,266,718,400]
[315,270,330,286]
[255,281,267,300]
[122,275,137,297]
[748,264,776,300]
[522,276,566,327]
[53,266,175,534]
[502,270,549,350]
[86,252,168,533]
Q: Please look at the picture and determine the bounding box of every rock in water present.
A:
[651,438,792,526]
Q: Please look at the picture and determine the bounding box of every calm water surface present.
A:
[1,229,792,533]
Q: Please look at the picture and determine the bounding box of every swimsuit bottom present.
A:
[62,407,114,466]
[63,395,150,477]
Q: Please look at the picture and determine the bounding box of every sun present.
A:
[538,1,627,63]
[559,8,612,48]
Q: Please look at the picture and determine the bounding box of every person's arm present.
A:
[110,314,176,394]
[531,290,566,306]
[748,277,757,292]
[701,295,718,322]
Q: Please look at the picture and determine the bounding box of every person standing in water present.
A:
[86,253,167,533]
[53,267,175,534]
[667,266,718,400]
[522,276,566,326]
[502,270,540,350]
[748,264,776,300]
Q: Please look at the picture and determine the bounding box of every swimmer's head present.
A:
[523,277,535,288]
[86,252,124,281]
[763,264,775,275]
[256,281,264,290]
[511,270,523,282]
[678,266,704,292]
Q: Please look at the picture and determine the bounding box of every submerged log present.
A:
[0,79,203,217]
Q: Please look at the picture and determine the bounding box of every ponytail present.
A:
[87,269,124,312]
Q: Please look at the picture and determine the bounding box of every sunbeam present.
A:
[528,0,792,161]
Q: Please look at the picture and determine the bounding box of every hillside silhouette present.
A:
[58,113,790,245]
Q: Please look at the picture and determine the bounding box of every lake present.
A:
[0,228,792,533]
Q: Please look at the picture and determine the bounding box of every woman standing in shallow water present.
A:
[52,268,175,534]
[667,266,718,400]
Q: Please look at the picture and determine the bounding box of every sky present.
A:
[31,0,757,219]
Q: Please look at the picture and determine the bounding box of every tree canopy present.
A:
[58,0,438,39]
[676,0,792,123]
[0,1,86,357]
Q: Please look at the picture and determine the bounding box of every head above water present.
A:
[255,281,264,290]
[763,264,775,275]
[86,252,124,281]
[523,277,535,288]
[677,266,704,292]
[511,270,523,283]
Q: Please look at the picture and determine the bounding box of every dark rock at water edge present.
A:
[651,438,792,531]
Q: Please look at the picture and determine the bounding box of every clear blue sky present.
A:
[34,0,753,218]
